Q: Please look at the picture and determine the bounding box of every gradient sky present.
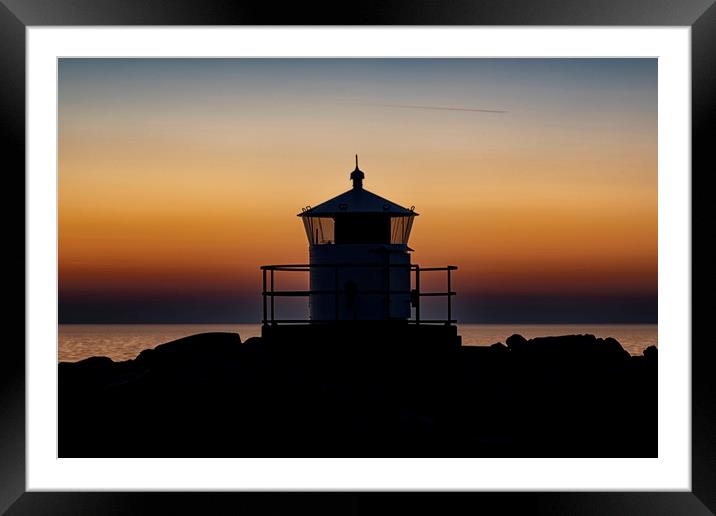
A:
[58,58,657,323]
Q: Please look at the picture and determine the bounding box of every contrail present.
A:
[371,103,508,114]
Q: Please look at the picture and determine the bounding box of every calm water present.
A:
[58,324,657,363]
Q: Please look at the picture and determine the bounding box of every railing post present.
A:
[262,268,267,324]
[415,265,421,324]
[334,265,339,321]
[270,269,275,324]
[385,259,390,319]
[447,267,452,325]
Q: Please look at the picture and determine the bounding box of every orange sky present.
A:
[58,58,657,322]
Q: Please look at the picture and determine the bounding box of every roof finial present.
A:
[350,154,364,189]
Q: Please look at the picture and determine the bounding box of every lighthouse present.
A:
[299,156,416,321]
[260,157,459,346]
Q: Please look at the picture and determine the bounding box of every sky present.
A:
[58,58,657,323]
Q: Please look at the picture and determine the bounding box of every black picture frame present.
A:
[2,1,713,514]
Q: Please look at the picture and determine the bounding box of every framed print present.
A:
[3,0,714,514]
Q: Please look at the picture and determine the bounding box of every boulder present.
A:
[505,334,528,351]
[643,345,658,362]
[490,342,509,352]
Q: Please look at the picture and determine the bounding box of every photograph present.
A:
[57,57,658,458]
[2,1,711,509]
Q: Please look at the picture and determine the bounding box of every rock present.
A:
[61,355,114,369]
[59,355,116,385]
[505,334,629,363]
[58,331,657,458]
[601,337,631,359]
[643,345,658,362]
[505,334,527,351]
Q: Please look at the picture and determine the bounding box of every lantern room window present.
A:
[303,216,335,245]
[390,214,415,245]
[303,214,415,246]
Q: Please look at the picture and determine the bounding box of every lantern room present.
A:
[300,159,417,246]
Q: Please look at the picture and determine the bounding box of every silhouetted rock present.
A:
[59,331,657,458]
[643,345,658,362]
[505,333,527,351]
[506,334,631,363]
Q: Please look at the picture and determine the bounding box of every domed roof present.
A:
[298,157,418,217]
[298,187,417,217]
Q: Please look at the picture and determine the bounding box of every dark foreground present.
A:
[59,330,657,457]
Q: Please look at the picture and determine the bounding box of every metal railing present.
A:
[260,263,457,325]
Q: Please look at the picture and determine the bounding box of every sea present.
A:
[58,324,657,363]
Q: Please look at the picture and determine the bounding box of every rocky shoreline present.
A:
[59,332,657,457]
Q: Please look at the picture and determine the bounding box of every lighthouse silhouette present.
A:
[261,157,460,346]
[301,155,415,321]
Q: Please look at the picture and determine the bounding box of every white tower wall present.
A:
[309,244,411,321]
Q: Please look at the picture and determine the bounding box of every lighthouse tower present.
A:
[299,156,416,322]
[260,156,459,347]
